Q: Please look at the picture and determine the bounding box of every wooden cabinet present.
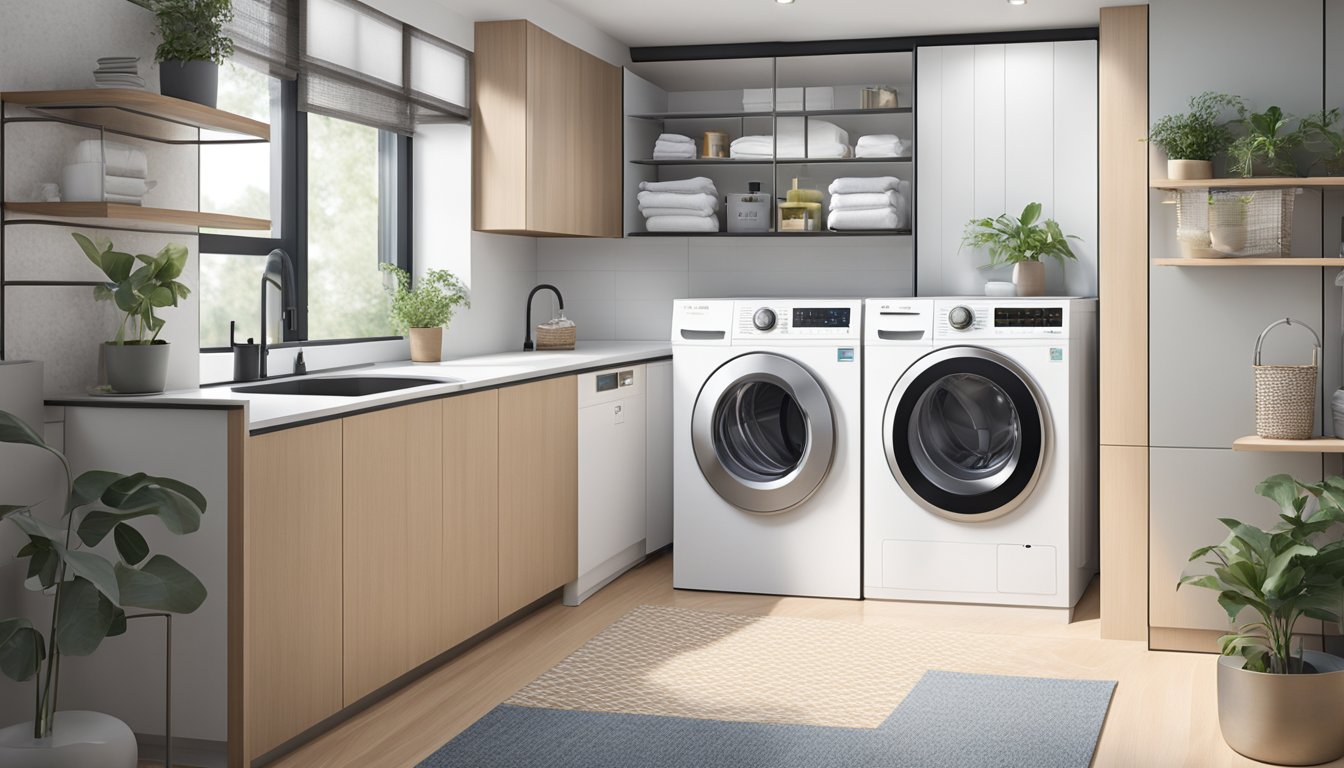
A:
[472,19,622,237]
[443,391,501,647]
[341,401,445,704]
[498,376,579,616]
[244,422,344,761]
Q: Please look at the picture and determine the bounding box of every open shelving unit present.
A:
[1151,176,1344,191]
[1153,257,1344,267]
[1232,436,1344,453]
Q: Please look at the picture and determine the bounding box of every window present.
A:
[198,62,408,351]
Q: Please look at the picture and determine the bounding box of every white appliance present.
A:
[565,365,648,606]
[672,298,862,599]
[863,297,1098,613]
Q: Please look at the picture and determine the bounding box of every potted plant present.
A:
[1229,105,1305,177]
[1149,91,1241,180]
[0,409,207,767]
[1179,473,1344,766]
[152,0,235,108]
[961,202,1079,297]
[382,264,470,363]
[1208,192,1252,255]
[74,233,191,394]
[1301,108,1344,175]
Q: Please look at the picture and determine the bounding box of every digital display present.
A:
[793,308,851,328]
[595,373,618,392]
[994,307,1063,328]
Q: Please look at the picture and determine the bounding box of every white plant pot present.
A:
[1167,159,1213,180]
[1210,225,1248,255]
[0,711,138,768]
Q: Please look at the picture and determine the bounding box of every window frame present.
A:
[199,78,413,352]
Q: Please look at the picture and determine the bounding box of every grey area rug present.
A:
[418,670,1117,768]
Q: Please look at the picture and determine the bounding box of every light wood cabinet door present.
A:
[244,421,344,761]
[498,376,578,616]
[442,390,500,647]
[342,401,444,705]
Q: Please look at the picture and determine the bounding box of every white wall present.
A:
[916,41,1098,298]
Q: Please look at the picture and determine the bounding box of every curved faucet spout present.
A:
[524,284,564,351]
[260,249,297,378]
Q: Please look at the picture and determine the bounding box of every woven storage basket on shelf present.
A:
[1174,188,1296,258]
[535,323,576,350]
[1253,318,1320,440]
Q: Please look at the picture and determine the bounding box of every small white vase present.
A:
[1167,159,1213,180]
[0,711,138,768]
[1012,261,1046,297]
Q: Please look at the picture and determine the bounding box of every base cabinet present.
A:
[443,390,501,647]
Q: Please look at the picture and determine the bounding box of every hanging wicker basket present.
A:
[1254,318,1320,440]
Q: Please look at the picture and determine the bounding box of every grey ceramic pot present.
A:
[159,59,219,108]
[1217,650,1344,765]
[104,341,170,394]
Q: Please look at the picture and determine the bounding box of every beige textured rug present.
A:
[507,604,1105,729]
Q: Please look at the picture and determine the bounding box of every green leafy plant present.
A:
[1149,91,1242,161]
[74,233,191,345]
[152,0,235,64]
[1179,474,1344,674]
[1301,108,1344,175]
[0,410,207,738]
[961,202,1080,268]
[1229,105,1305,177]
[381,264,470,331]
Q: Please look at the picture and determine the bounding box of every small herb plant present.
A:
[0,409,208,739]
[1179,474,1344,674]
[1229,105,1305,177]
[152,0,235,65]
[1149,91,1242,162]
[961,202,1080,268]
[1301,108,1344,175]
[381,264,470,331]
[74,233,191,345]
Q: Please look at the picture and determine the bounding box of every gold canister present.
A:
[703,131,728,159]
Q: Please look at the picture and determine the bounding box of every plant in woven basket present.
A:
[1149,91,1242,161]
[381,264,470,332]
[1301,108,1344,175]
[1229,105,1305,177]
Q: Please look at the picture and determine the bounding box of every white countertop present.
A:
[52,341,672,432]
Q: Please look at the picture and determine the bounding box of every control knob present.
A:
[752,308,777,331]
[948,305,975,331]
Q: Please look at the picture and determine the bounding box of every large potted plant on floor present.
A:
[1179,473,1344,766]
[75,233,190,394]
[152,0,235,108]
[0,409,208,767]
[1149,91,1241,180]
[961,202,1079,297]
[382,264,470,363]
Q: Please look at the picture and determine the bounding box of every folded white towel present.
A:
[103,193,145,206]
[71,139,147,179]
[828,176,903,195]
[729,120,850,158]
[657,133,695,145]
[854,135,910,158]
[732,143,850,160]
[830,190,905,211]
[653,142,696,159]
[856,134,903,147]
[646,215,719,233]
[827,207,906,231]
[639,206,716,219]
[637,191,719,212]
[638,177,717,195]
[103,177,157,197]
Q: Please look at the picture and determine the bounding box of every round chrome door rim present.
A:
[692,352,836,514]
[882,346,1052,522]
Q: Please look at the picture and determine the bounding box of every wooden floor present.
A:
[257,552,1339,768]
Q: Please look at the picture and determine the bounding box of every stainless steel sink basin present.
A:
[232,376,456,397]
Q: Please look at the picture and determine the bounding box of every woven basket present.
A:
[535,323,576,350]
[1254,318,1320,440]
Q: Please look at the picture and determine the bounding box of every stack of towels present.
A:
[730,119,850,160]
[94,56,145,89]
[63,139,155,204]
[653,133,696,161]
[855,134,910,159]
[637,177,719,233]
[742,87,834,112]
[827,177,911,231]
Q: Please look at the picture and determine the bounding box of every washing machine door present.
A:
[692,352,836,514]
[883,346,1050,521]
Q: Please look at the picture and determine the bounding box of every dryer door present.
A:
[692,352,835,514]
[884,346,1050,521]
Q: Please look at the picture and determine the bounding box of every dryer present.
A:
[863,297,1097,613]
[672,298,862,599]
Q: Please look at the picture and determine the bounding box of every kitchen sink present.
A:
[232,376,457,397]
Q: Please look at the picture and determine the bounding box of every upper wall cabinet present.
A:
[472,20,622,238]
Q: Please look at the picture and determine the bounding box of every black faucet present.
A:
[523,284,564,351]
[260,248,297,378]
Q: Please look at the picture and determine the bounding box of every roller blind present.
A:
[298,0,469,135]
[227,0,300,79]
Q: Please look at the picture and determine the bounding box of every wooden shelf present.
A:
[1151,176,1344,191]
[627,107,910,121]
[627,229,911,237]
[1,88,269,143]
[4,201,270,230]
[630,157,909,166]
[630,158,774,166]
[1153,257,1344,267]
[1233,436,1344,453]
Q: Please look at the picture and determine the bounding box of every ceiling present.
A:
[550,0,1105,50]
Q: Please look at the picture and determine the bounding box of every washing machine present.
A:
[863,297,1097,613]
[672,298,862,599]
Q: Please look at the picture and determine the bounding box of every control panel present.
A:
[933,300,1071,339]
[734,301,860,340]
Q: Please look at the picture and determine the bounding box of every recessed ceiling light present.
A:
[1007,0,1027,5]
[776,0,795,4]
